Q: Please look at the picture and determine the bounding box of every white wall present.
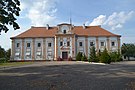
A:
[24,38,32,60]
[46,38,54,60]
[77,37,86,54]
[98,37,107,51]
[109,37,118,52]
[14,39,22,60]
[88,37,96,57]
[35,38,43,60]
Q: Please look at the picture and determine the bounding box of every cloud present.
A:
[90,15,106,26]
[20,0,58,26]
[90,11,135,30]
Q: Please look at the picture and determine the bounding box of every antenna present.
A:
[69,9,72,25]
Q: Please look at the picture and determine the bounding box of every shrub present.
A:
[110,52,118,62]
[68,56,72,61]
[110,50,123,62]
[99,48,111,64]
[81,54,87,61]
[116,50,123,62]
[57,56,63,61]
[76,52,83,61]
[0,58,8,63]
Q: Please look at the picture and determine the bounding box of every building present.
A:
[10,23,121,61]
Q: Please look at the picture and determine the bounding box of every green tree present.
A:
[81,54,87,61]
[0,46,5,58]
[76,52,83,61]
[110,52,118,62]
[121,43,135,60]
[6,48,11,60]
[99,48,111,64]
[0,0,20,34]
[89,46,98,62]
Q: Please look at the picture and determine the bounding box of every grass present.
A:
[0,62,34,67]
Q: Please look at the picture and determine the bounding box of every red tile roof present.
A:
[73,26,121,37]
[11,26,121,39]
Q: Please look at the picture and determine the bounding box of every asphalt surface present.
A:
[0,61,135,90]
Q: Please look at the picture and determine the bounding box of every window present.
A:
[111,42,115,46]
[67,41,70,46]
[60,42,63,46]
[27,43,30,47]
[101,42,104,46]
[48,43,51,47]
[63,30,66,34]
[79,42,82,47]
[37,43,41,47]
[16,43,20,48]
[90,42,94,46]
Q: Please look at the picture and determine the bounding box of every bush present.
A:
[110,51,123,62]
[81,54,87,61]
[0,58,8,63]
[57,56,63,61]
[68,56,72,61]
[110,52,118,62]
[76,52,83,61]
[99,48,111,64]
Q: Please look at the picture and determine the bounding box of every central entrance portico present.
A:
[62,52,68,60]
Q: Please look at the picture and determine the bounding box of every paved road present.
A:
[0,61,135,90]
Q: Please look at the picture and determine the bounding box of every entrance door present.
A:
[62,52,68,60]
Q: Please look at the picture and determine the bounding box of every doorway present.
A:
[62,52,68,60]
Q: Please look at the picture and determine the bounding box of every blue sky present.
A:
[0,0,135,50]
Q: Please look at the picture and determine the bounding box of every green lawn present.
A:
[0,62,34,67]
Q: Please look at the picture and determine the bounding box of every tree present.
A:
[81,54,87,61]
[99,48,111,64]
[0,46,5,58]
[0,0,20,34]
[6,48,11,60]
[121,43,135,60]
[89,46,98,62]
[76,52,83,61]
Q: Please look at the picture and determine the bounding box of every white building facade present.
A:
[10,23,121,61]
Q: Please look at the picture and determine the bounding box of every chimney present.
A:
[46,24,49,30]
[98,25,101,27]
[83,23,86,29]
[31,26,34,28]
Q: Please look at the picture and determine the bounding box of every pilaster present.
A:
[54,36,58,60]
[85,37,88,57]
[43,38,46,60]
[107,37,110,52]
[32,38,35,60]
[117,37,121,51]
[96,37,99,52]
[11,39,15,60]
[21,39,24,60]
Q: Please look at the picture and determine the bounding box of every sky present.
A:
[0,0,135,50]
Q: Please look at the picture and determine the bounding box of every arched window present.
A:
[63,30,66,34]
